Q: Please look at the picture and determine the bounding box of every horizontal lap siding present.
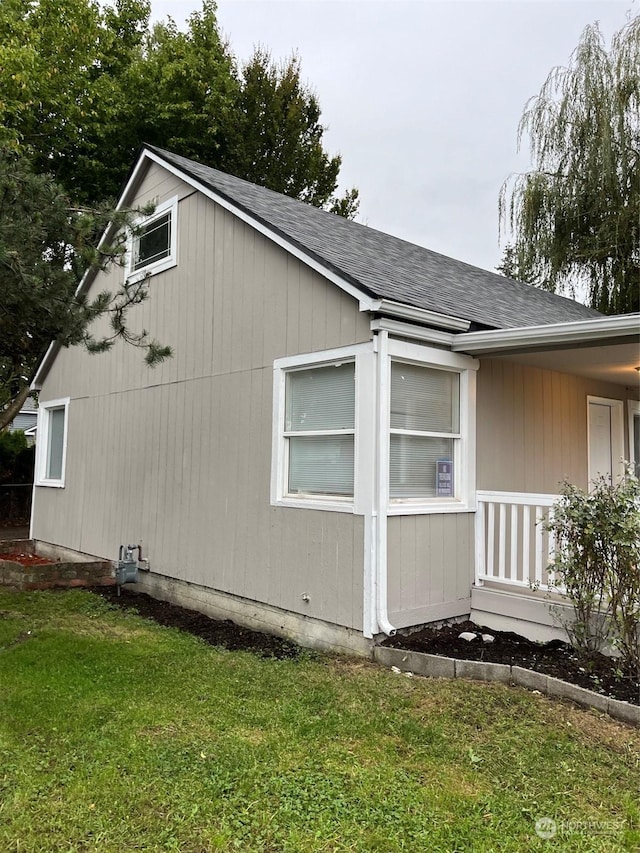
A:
[477,358,638,494]
[32,165,371,631]
[386,513,474,627]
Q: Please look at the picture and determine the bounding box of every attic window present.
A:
[127,196,178,280]
[134,212,171,270]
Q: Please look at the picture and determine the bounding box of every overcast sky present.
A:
[149,0,635,277]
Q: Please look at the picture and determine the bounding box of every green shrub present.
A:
[546,471,640,681]
[0,429,35,484]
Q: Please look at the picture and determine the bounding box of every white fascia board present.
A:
[369,298,470,331]
[371,317,455,347]
[142,149,377,311]
[452,313,640,354]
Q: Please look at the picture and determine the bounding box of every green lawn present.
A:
[0,589,638,853]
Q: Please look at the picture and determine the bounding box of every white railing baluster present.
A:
[534,506,544,588]
[487,501,495,581]
[546,507,557,590]
[498,503,506,580]
[510,504,518,581]
[522,504,530,587]
[475,499,485,586]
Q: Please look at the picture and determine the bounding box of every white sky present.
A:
[149,0,635,275]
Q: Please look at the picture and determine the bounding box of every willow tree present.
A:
[499,18,639,314]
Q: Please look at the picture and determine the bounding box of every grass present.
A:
[0,590,638,853]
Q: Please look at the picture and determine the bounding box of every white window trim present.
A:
[271,343,374,514]
[587,395,625,484]
[35,397,70,488]
[627,399,640,473]
[385,338,478,515]
[125,195,178,283]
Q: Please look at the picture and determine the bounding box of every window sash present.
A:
[389,360,461,501]
[288,434,354,496]
[390,434,455,499]
[390,361,459,433]
[286,362,355,431]
[284,361,355,498]
[133,212,171,271]
[46,407,65,480]
[36,398,69,487]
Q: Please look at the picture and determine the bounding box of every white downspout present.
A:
[375,329,396,636]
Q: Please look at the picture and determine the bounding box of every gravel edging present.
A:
[374,646,639,727]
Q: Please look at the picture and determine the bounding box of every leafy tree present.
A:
[499,18,639,314]
[0,430,35,485]
[227,50,351,210]
[0,152,171,431]
[0,0,151,204]
[0,0,358,216]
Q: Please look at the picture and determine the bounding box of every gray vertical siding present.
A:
[32,163,370,631]
[386,513,474,628]
[477,358,639,494]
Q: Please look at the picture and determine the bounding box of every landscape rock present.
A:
[458,631,478,642]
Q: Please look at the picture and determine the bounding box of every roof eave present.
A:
[450,314,640,356]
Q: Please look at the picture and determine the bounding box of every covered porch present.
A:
[453,314,639,642]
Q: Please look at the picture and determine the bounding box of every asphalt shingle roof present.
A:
[148,146,602,330]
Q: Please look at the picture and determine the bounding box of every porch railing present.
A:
[475,490,561,593]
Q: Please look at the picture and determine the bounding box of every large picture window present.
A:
[35,398,70,488]
[390,362,460,499]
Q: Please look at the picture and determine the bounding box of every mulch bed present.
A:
[382,620,639,706]
[92,586,303,660]
[91,588,639,706]
[0,552,54,566]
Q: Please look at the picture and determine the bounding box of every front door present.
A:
[587,396,624,485]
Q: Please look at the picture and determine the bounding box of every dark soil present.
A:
[382,620,639,706]
[91,588,639,706]
[92,586,303,660]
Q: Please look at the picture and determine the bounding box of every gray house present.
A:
[8,396,37,444]
[30,146,640,652]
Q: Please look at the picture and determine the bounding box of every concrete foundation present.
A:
[131,571,375,657]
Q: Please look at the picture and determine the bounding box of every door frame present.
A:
[586,396,624,485]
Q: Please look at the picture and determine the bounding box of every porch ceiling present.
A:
[487,341,640,387]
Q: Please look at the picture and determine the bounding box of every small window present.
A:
[127,196,178,280]
[36,398,69,487]
[390,361,461,501]
[285,362,355,497]
[134,212,171,271]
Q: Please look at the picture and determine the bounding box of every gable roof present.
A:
[146,145,601,331]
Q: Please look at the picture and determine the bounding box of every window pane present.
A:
[288,435,354,496]
[47,408,65,480]
[286,362,355,431]
[391,362,459,433]
[134,213,171,270]
[390,435,454,498]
